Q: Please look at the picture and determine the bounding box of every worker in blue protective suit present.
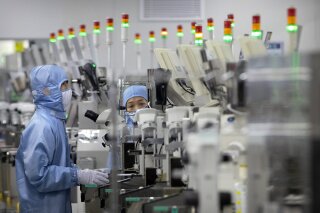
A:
[15,65,109,213]
[106,85,149,169]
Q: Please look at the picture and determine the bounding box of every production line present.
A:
[0,6,319,213]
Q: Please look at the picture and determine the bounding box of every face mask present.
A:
[125,111,136,126]
[124,105,151,126]
[62,89,72,112]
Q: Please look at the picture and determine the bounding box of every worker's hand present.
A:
[77,169,109,186]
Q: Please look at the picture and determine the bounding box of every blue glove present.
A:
[77,169,109,186]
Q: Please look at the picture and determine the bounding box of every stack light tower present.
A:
[161,27,168,48]
[286,7,300,53]
[106,18,114,72]
[68,28,75,39]
[177,25,184,45]
[287,7,298,33]
[67,28,75,58]
[92,21,101,65]
[223,20,233,44]
[93,21,101,46]
[195,25,203,46]
[48,32,61,63]
[57,29,66,61]
[121,13,129,79]
[251,15,262,39]
[57,29,65,40]
[79,24,87,37]
[149,31,156,68]
[93,21,101,34]
[79,24,87,51]
[191,22,196,44]
[49,33,56,43]
[134,33,142,72]
[207,18,215,40]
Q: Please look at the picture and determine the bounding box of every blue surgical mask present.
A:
[125,111,136,126]
[125,104,151,126]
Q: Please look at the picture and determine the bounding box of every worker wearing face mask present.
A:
[106,85,149,170]
[123,85,149,127]
[15,65,109,213]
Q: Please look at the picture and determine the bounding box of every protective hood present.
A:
[123,85,148,107]
[30,65,68,119]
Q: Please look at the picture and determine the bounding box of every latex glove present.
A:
[77,169,109,186]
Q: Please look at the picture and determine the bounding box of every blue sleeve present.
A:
[22,133,78,193]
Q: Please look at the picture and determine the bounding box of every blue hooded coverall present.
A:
[15,65,78,213]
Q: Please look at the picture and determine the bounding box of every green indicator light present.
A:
[106,26,114,32]
[195,39,203,46]
[251,30,262,39]
[161,36,167,39]
[122,23,129,28]
[68,35,75,39]
[49,39,56,43]
[92,63,96,68]
[149,38,156,43]
[134,39,142,44]
[287,24,298,32]
[223,34,233,43]
[93,29,101,34]
[176,32,184,37]
[231,23,235,28]
[207,26,215,32]
[79,32,87,37]
[57,36,65,40]
[85,184,97,188]
[104,189,112,193]
[154,206,169,212]
[125,197,140,202]
[191,29,195,34]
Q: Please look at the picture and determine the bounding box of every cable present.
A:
[158,144,164,155]
[166,98,174,105]
[180,81,195,93]
[226,104,247,116]
[177,80,195,95]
